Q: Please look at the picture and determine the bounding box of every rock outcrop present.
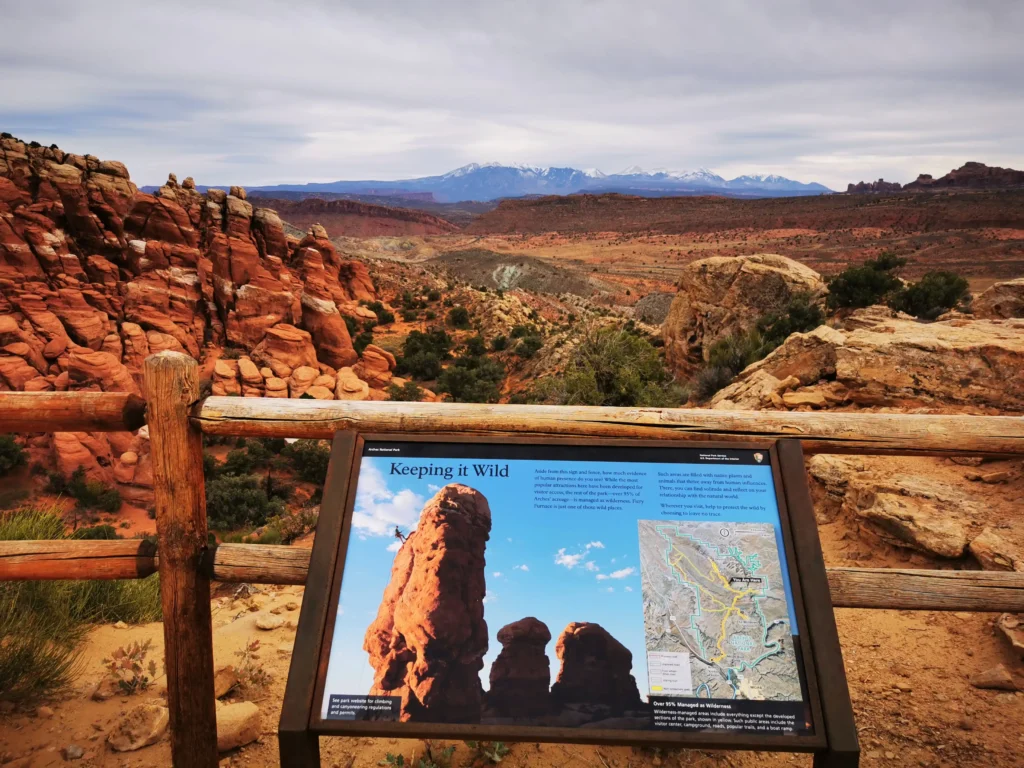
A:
[661,254,826,378]
[807,456,977,558]
[711,315,1024,412]
[974,278,1024,320]
[0,135,393,493]
[487,617,552,717]
[363,484,492,723]
[903,162,1024,192]
[550,622,643,713]
[847,179,902,194]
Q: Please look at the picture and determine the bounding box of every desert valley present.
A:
[1,132,1023,768]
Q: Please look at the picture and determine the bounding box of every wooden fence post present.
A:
[145,351,218,767]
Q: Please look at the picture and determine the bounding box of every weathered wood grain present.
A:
[193,398,1024,457]
[145,351,218,768]
[0,391,146,432]
[826,567,1024,611]
[0,539,157,580]
[210,543,310,585]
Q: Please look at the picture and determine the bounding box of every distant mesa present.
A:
[363,483,492,723]
[903,162,1024,191]
[847,178,902,194]
[847,162,1024,195]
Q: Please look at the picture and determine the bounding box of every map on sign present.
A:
[639,520,802,702]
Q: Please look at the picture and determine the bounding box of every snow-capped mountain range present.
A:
[247,163,832,202]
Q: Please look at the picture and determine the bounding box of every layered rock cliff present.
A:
[0,135,397,492]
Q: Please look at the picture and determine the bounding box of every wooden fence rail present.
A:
[195,396,1024,457]
[3,351,1024,768]
[2,540,1024,613]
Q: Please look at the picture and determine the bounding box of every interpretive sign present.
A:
[280,434,858,766]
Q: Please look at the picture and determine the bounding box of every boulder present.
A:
[857,493,969,558]
[288,365,319,398]
[353,344,397,389]
[364,484,491,723]
[996,614,1024,659]
[806,458,976,558]
[488,617,552,717]
[67,348,138,393]
[251,324,319,371]
[969,527,1024,571]
[550,622,643,712]
[662,254,825,378]
[107,704,169,752]
[335,367,370,401]
[712,318,1024,412]
[300,293,358,369]
[969,664,1018,691]
[213,665,238,698]
[974,278,1024,320]
[216,702,261,752]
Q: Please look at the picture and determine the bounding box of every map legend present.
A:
[647,651,693,696]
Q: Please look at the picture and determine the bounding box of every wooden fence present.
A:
[0,350,1022,767]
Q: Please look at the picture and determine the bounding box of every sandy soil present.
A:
[2,457,1022,767]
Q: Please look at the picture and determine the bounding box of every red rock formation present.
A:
[903,162,1024,191]
[363,484,491,723]
[550,622,643,712]
[488,617,552,717]
[846,179,902,194]
[0,134,391,494]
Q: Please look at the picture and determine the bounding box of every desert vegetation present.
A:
[0,506,161,703]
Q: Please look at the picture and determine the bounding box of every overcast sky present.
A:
[2,0,1022,189]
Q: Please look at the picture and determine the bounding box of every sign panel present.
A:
[308,438,825,744]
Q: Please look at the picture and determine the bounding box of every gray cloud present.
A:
[1,0,1021,189]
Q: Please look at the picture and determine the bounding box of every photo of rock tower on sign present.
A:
[359,481,649,727]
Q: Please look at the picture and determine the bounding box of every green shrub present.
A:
[354,330,374,355]
[205,473,286,530]
[367,301,395,325]
[889,271,970,320]
[463,336,488,356]
[344,315,360,336]
[693,365,738,401]
[825,252,906,310]
[387,381,423,401]
[396,328,452,380]
[282,439,331,484]
[514,336,543,358]
[47,467,121,513]
[510,324,536,338]
[0,435,26,476]
[756,293,824,349]
[401,308,419,322]
[446,306,471,329]
[427,290,441,302]
[221,346,243,360]
[694,293,826,400]
[436,354,505,404]
[222,448,256,476]
[0,507,161,703]
[491,335,508,352]
[71,524,121,540]
[530,326,684,407]
[425,310,436,321]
